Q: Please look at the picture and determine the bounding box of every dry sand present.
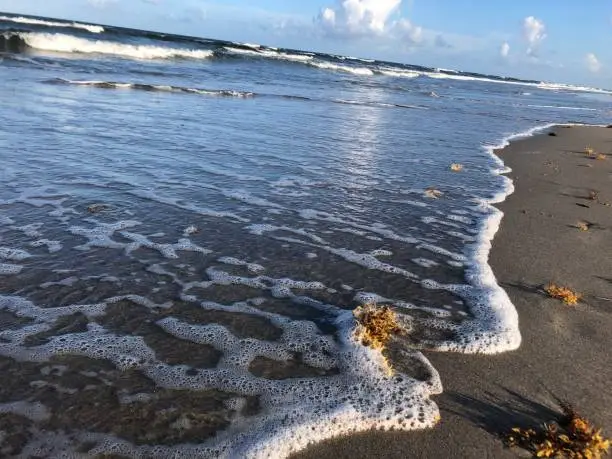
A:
[295,125,612,458]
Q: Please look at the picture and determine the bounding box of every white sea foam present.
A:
[309,61,374,76]
[236,42,262,49]
[217,256,265,274]
[0,263,23,275]
[0,15,104,33]
[0,289,441,458]
[537,82,612,95]
[526,104,598,111]
[12,32,214,59]
[13,223,43,237]
[224,46,313,63]
[0,246,31,261]
[377,67,420,78]
[412,258,439,268]
[30,239,62,253]
[424,124,566,353]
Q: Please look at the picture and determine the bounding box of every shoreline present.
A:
[294,124,612,458]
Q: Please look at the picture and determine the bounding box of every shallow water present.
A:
[0,13,610,458]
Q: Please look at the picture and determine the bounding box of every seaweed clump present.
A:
[506,402,610,458]
[353,304,402,351]
[544,284,581,306]
[574,221,592,232]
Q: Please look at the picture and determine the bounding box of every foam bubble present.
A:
[0,246,31,261]
[0,263,23,275]
[121,231,211,259]
[218,257,265,274]
[30,239,62,253]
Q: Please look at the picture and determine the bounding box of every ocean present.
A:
[0,12,610,458]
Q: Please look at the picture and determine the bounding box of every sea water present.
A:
[0,13,610,458]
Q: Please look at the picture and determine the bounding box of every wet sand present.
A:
[295,125,612,458]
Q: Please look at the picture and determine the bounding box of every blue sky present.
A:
[1,0,610,87]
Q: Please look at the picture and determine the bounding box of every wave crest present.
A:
[0,15,104,34]
[1,32,213,60]
[222,46,314,63]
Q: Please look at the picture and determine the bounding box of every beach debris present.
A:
[450,163,464,172]
[353,304,402,351]
[544,284,581,306]
[425,187,443,199]
[505,401,610,459]
[548,132,557,137]
[595,153,607,161]
[588,190,599,201]
[585,146,595,157]
[574,221,592,232]
[87,203,111,214]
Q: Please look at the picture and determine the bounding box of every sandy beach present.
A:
[295,124,612,459]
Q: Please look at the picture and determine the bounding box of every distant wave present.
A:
[309,61,374,76]
[1,32,213,59]
[48,78,433,110]
[435,67,458,74]
[235,42,262,50]
[222,47,376,76]
[222,46,313,63]
[537,82,612,95]
[376,67,420,78]
[525,104,598,111]
[2,23,610,95]
[0,15,104,34]
[47,78,254,97]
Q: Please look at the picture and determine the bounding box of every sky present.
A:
[1,0,610,87]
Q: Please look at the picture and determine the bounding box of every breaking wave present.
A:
[309,61,374,76]
[0,15,104,34]
[0,32,213,60]
[222,46,314,63]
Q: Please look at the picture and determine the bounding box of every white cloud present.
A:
[395,18,422,44]
[500,42,510,58]
[523,16,546,56]
[585,53,601,73]
[318,0,402,36]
